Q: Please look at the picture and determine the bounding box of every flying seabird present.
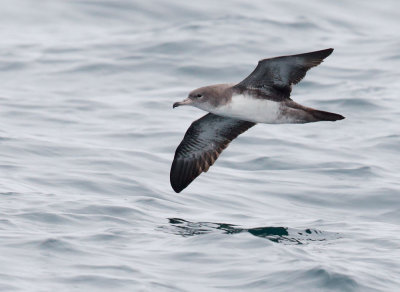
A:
[171,48,344,193]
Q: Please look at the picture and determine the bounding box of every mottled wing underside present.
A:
[234,48,333,100]
[170,113,255,193]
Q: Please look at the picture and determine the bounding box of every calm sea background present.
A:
[0,0,399,291]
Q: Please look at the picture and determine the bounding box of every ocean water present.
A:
[0,0,399,291]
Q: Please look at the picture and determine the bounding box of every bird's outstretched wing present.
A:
[234,48,333,100]
[171,113,255,193]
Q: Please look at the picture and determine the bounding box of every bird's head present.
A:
[173,84,232,110]
[173,87,209,109]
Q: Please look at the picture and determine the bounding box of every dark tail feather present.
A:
[310,109,345,121]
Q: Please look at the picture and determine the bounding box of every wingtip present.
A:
[315,48,334,59]
[170,162,186,193]
[323,48,334,57]
[171,184,183,193]
[170,174,184,193]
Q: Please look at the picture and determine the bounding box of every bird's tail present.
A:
[285,101,345,123]
[308,109,345,121]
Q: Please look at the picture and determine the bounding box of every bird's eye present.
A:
[196,94,202,98]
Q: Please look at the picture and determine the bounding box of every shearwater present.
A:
[171,48,344,193]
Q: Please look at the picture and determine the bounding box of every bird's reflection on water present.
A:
[164,218,339,245]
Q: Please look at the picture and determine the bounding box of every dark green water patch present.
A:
[163,218,340,245]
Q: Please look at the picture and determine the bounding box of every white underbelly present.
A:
[203,94,284,123]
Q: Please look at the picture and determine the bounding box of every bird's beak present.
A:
[173,98,193,108]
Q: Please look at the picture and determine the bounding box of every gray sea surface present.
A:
[0,0,400,291]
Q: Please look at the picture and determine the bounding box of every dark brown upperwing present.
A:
[170,113,255,193]
[234,48,333,99]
